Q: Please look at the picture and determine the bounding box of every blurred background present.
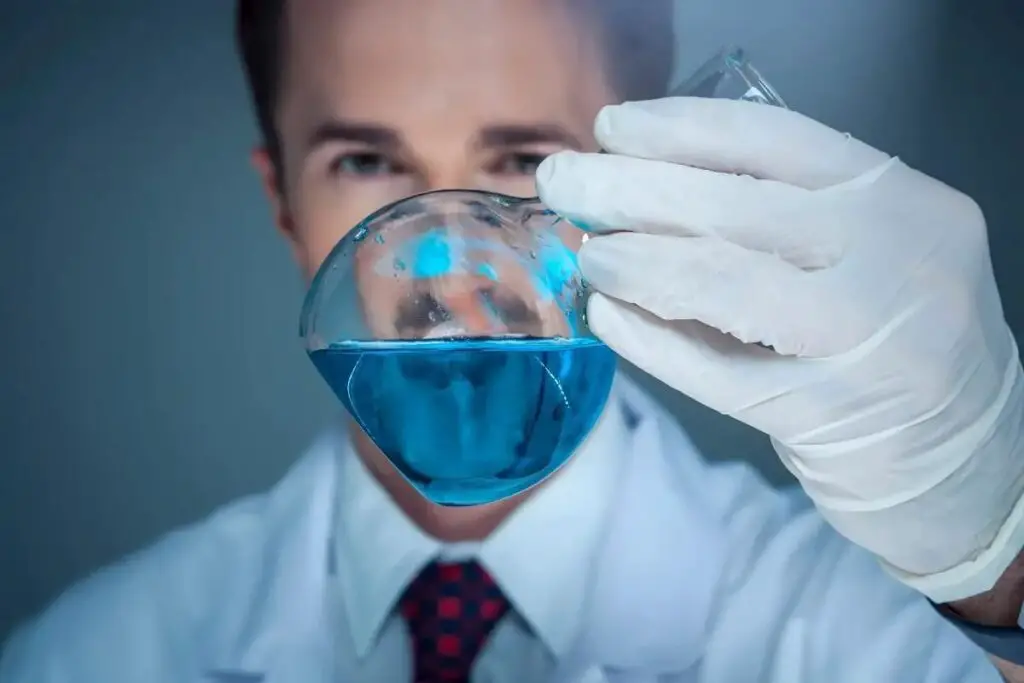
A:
[0,0,1021,642]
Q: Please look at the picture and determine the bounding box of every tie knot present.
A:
[400,560,511,682]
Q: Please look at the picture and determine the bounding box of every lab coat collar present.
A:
[332,382,631,661]
[207,427,345,683]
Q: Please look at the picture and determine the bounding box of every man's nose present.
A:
[430,279,509,338]
[418,164,479,193]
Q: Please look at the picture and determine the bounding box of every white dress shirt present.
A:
[334,395,627,683]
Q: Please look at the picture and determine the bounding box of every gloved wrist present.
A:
[781,344,1024,603]
[882,460,1024,605]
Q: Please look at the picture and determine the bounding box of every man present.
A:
[1,0,1022,681]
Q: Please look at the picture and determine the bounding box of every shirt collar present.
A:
[333,442,441,659]
[332,385,631,660]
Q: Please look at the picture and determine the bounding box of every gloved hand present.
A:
[535,97,1024,603]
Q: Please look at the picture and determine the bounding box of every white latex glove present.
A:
[535,97,1024,603]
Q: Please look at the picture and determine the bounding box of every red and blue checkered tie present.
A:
[400,560,511,683]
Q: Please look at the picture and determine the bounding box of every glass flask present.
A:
[300,191,616,506]
[299,47,787,507]
[673,46,788,106]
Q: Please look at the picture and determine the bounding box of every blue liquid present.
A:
[310,337,616,506]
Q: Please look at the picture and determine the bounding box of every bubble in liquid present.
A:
[394,258,406,271]
[475,263,498,281]
[375,233,385,244]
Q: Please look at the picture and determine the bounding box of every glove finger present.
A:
[586,293,804,423]
[580,233,860,357]
[593,98,891,190]
[536,151,843,270]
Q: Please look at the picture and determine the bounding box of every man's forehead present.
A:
[279,0,614,134]
[286,0,579,30]
[282,0,603,84]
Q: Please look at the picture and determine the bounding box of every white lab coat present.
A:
[0,376,1000,682]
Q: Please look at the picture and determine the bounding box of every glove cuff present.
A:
[880,484,1024,602]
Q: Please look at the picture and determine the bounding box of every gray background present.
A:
[0,0,1021,642]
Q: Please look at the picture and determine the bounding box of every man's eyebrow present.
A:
[477,124,583,149]
[306,120,403,153]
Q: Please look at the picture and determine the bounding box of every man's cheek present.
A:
[297,217,355,276]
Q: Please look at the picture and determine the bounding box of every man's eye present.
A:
[489,152,548,176]
[328,152,403,177]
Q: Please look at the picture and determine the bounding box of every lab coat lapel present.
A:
[558,377,726,680]
[204,429,345,683]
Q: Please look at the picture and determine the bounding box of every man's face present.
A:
[257,0,618,281]
[251,0,621,515]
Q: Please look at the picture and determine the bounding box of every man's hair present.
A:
[235,0,676,167]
